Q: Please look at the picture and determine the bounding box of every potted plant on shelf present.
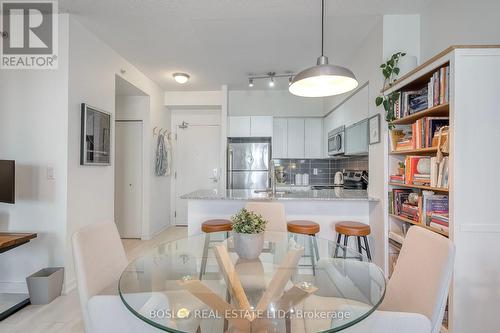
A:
[375,52,406,128]
[231,208,268,260]
[397,161,405,176]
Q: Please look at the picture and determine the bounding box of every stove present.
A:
[343,170,368,190]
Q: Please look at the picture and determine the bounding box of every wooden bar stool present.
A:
[333,221,372,260]
[287,220,320,275]
[200,219,232,280]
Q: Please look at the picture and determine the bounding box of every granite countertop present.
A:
[181,189,379,202]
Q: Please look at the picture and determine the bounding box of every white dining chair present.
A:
[295,226,454,333]
[245,201,287,232]
[72,221,181,333]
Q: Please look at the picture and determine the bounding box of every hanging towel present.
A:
[155,133,168,176]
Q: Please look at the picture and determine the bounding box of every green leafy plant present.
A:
[398,161,405,169]
[231,209,268,234]
[375,52,406,128]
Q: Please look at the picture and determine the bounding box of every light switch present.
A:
[47,166,55,180]
[313,168,318,175]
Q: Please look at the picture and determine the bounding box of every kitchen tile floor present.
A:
[0,226,188,333]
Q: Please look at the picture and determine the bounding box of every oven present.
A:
[328,126,345,156]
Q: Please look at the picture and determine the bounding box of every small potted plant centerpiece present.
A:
[231,208,268,260]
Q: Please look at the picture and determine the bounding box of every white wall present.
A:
[65,16,170,291]
[0,15,69,293]
[383,15,420,64]
[165,91,222,107]
[228,90,324,117]
[420,0,500,61]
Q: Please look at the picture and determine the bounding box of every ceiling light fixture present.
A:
[268,72,275,87]
[248,78,254,87]
[289,76,293,85]
[173,73,190,84]
[289,0,358,97]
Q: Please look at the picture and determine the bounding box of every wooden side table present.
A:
[0,232,37,321]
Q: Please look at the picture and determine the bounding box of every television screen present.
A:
[0,160,15,204]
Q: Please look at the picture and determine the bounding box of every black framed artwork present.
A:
[80,103,111,166]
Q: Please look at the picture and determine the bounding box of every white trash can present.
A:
[26,267,64,305]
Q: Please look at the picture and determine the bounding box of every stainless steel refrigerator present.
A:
[227,137,271,189]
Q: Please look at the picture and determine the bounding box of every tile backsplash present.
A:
[273,156,368,185]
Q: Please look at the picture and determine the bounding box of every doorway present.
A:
[114,76,149,238]
[115,121,143,238]
[171,110,222,225]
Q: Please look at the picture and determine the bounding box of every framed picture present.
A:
[369,114,381,145]
[80,103,111,165]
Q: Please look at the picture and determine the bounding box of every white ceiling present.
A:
[59,0,433,91]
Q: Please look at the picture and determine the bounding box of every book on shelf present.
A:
[391,189,413,216]
[394,65,450,120]
[412,117,449,149]
[404,156,430,185]
[429,222,449,233]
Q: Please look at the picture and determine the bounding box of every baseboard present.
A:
[63,278,76,295]
[0,281,28,294]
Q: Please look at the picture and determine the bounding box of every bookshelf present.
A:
[388,182,449,192]
[384,45,500,333]
[391,103,449,125]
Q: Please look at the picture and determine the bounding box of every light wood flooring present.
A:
[0,226,188,333]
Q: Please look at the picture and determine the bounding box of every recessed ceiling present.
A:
[59,0,433,91]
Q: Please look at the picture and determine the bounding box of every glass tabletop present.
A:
[119,232,386,333]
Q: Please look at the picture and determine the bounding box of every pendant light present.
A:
[289,0,358,97]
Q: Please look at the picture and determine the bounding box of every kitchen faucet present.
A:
[269,162,277,195]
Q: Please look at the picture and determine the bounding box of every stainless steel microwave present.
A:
[328,126,345,156]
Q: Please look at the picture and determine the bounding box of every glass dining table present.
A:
[118,231,386,333]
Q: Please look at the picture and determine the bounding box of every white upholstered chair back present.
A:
[245,201,287,232]
[380,226,455,333]
[72,221,128,331]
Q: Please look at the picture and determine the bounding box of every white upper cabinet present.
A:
[304,118,323,158]
[272,118,288,159]
[250,116,273,137]
[228,116,273,137]
[286,118,305,159]
[345,119,368,155]
[229,116,251,137]
[273,117,323,159]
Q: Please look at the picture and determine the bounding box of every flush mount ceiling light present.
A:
[173,73,190,84]
[289,0,358,97]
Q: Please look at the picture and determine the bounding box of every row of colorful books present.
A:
[389,189,449,226]
[392,65,450,120]
[428,66,450,108]
[396,156,449,188]
[411,117,449,149]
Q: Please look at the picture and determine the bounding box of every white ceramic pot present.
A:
[234,232,265,260]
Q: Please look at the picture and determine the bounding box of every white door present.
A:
[115,121,143,238]
[174,125,221,225]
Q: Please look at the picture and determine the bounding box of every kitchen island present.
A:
[181,189,379,240]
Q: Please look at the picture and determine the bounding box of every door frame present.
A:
[115,119,144,238]
[170,108,227,226]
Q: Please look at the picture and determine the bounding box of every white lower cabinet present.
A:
[273,117,323,159]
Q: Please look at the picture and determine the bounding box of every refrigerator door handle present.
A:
[228,149,234,189]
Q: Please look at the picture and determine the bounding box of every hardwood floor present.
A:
[0,226,188,333]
